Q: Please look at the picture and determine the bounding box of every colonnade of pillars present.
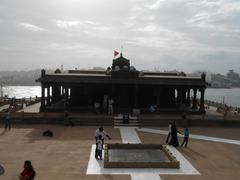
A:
[40,84,205,113]
[40,84,71,112]
[175,87,205,112]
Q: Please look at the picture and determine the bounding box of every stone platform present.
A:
[0,125,240,180]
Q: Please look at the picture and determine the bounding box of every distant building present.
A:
[36,54,207,113]
[211,73,232,88]
[226,70,240,87]
[227,70,239,81]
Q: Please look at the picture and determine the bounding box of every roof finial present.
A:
[120,46,123,57]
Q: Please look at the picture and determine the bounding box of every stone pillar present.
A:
[177,88,183,107]
[156,87,161,107]
[186,89,191,107]
[199,88,205,112]
[134,85,138,108]
[65,88,69,99]
[111,84,114,99]
[52,85,61,104]
[182,88,187,105]
[192,88,198,109]
[40,83,46,112]
[50,86,52,104]
[46,86,50,106]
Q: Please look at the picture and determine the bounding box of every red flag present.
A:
[114,50,119,57]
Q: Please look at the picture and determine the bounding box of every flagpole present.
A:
[113,50,116,59]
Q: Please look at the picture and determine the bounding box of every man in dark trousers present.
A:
[94,127,111,159]
[4,109,11,131]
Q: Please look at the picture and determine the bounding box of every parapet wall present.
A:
[0,112,240,127]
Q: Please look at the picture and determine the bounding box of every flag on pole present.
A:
[114,50,119,57]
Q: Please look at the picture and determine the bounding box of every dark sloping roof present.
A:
[36,72,206,86]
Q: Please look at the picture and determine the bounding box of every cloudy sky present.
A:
[0,0,240,74]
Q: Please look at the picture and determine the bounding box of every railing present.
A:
[205,99,240,114]
[0,97,41,112]
[0,112,64,119]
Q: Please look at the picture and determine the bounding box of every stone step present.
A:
[114,119,138,123]
[114,118,139,127]
[114,123,139,127]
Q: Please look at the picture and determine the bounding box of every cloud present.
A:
[149,0,166,10]
[19,23,45,32]
[54,19,111,32]
[55,20,81,28]
[0,0,240,73]
[135,24,157,32]
[47,42,83,51]
[84,20,97,25]
[92,26,113,31]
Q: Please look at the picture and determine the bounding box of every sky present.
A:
[0,0,240,74]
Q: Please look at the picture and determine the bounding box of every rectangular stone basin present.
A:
[104,144,179,168]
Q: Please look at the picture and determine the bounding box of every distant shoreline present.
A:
[3,84,40,86]
[208,87,232,89]
[208,87,240,89]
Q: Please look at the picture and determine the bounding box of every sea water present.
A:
[2,86,41,99]
[2,86,240,107]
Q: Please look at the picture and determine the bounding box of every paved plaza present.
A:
[0,124,240,180]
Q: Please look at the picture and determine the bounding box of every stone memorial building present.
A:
[36,54,207,114]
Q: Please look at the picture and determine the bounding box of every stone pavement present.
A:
[87,127,199,180]
[0,125,240,180]
[138,128,240,145]
[0,104,9,111]
[17,102,41,112]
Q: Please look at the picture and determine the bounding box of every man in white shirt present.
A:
[94,127,111,159]
[108,99,114,115]
[95,127,111,143]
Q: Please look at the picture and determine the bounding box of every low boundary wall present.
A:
[0,112,240,127]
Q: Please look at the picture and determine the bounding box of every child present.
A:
[166,122,172,144]
[19,160,36,180]
[181,128,189,148]
[96,135,103,160]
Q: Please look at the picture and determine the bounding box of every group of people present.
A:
[94,96,114,115]
[166,121,190,147]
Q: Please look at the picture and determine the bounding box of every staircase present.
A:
[138,114,182,127]
[114,114,139,127]
[69,113,114,126]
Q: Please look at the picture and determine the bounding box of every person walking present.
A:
[102,95,108,112]
[166,122,172,144]
[169,122,181,147]
[4,109,11,131]
[19,160,36,180]
[108,98,114,115]
[181,128,190,148]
